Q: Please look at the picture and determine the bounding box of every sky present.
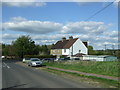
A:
[1,0,119,50]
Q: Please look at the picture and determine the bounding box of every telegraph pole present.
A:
[112,45,114,55]
[104,44,106,54]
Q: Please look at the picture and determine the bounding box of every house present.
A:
[50,36,88,58]
[82,55,118,61]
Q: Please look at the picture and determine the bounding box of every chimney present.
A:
[69,36,73,40]
[62,37,66,41]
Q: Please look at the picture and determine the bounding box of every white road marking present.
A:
[3,62,10,68]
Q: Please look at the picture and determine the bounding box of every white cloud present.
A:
[2,17,118,50]
[103,30,118,37]
[2,33,20,39]
[61,21,107,35]
[2,32,118,50]
[2,0,46,7]
[3,17,62,34]
[2,0,117,2]
[10,16,27,22]
[2,33,69,45]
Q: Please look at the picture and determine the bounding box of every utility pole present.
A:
[112,45,115,55]
[104,44,106,54]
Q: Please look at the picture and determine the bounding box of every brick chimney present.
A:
[69,36,73,40]
[62,37,66,42]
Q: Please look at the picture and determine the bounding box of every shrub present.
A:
[24,55,56,59]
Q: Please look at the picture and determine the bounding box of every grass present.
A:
[46,68,119,88]
[44,61,119,77]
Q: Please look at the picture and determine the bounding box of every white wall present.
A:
[82,55,104,61]
[69,39,88,55]
[62,49,69,55]
[60,38,88,56]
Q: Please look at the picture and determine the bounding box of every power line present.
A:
[85,0,116,21]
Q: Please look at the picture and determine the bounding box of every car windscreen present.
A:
[31,59,39,61]
[25,58,30,60]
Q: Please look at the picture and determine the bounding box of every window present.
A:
[79,50,81,53]
[64,49,66,53]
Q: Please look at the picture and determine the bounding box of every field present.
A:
[44,61,119,77]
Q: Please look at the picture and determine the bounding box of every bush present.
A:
[24,55,56,59]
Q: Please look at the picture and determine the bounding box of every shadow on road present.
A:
[2,59,22,63]
[2,83,29,89]
[31,64,46,68]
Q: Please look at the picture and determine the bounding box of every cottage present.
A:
[50,36,88,58]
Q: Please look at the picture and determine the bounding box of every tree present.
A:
[95,50,104,55]
[88,45,95,55]
[38,45,49,55]
[12,35,39,58]
[114,50,120,58]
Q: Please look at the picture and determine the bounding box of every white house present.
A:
[50,36,88,58]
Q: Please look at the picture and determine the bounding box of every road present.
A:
[2,59,93,88]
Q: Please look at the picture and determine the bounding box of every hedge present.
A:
[24,55,56,59]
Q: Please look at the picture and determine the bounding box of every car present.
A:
[71,58,80,60]
[55,57,70,61]
[28,58,42,67]
[22,58,31,63]
[1,56,5,59]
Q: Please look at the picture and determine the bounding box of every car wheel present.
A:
[30,63,33,67]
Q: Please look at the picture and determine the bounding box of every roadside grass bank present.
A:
[44,67,119,88]
[44,61,119,77]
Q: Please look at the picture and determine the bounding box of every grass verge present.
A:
[44,67,119,88]
[44,61,119,77]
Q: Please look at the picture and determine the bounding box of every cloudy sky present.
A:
[2,0,119,50]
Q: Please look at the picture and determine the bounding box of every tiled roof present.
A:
[51,38,78,49]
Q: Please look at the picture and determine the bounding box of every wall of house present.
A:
[62,49,69,55]
[69,39,88,56]
[50,49,62,55]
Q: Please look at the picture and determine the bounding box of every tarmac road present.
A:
[2,59,93,89]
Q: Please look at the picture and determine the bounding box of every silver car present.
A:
[28,58,42,67]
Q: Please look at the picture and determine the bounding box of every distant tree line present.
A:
[88,46,120,58]
[2,35,54,59]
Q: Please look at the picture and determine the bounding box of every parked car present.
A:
[28,58,42,67]
[1,56,5,59]
[74,58,80,60]
[55,57,70,61]
[71,58,80,60]
[22,58,31,63]
[42,58,55,62]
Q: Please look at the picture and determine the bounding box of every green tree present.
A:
[12,35,39,58]
[39,45,49,55]
[2,44,16,57]
[114,50,120,58]
[88,45,95,55]
[95,50,104,55]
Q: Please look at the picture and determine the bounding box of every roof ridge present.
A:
[66,37,78,40]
